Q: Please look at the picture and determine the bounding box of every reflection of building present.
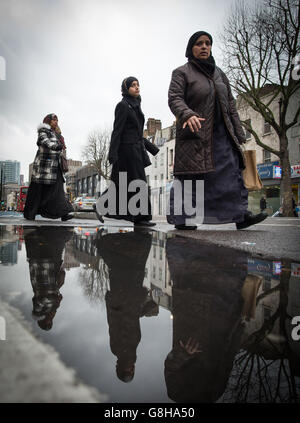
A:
[62,240,80,270]
[0,241,18,265]
[144,231,172,310]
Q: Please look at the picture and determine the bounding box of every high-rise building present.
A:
[0,160,20,184]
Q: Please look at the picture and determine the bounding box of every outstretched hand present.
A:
[179,337,202,355]
[183,116,205,133]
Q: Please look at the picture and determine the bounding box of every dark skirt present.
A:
[24,169,73,220]
[167,102,248,225]
[99,143,152,223]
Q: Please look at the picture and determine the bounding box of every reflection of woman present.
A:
[96,77,157,227]
[24,114,73,221]
[95,229,152,382]
[167,31,267,230]
[165,237,247,402]
[24,227,73,330]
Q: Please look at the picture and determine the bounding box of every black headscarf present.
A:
[121,76,141,109]
[185,31,216,77]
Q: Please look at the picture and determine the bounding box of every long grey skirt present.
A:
[167,103,248,225]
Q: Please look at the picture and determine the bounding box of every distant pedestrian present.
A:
[292,197,298,217]
[167,30,268,230]
[24,114,74,221]
[260,196,267,212]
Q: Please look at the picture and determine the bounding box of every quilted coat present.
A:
[31,123,63,184]
[168,62,246,175]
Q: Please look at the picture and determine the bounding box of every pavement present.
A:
[1,211,300,261]
[0,211,300,403]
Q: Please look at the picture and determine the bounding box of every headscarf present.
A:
[121,76,141,108]
[43,113,58,126]
[42,114,66,149]
[185,31,216,77]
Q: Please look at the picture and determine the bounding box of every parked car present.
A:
[73,196,97,212]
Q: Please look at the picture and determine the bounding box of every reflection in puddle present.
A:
[0,225,299,403]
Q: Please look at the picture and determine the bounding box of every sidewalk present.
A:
[0,300,107,403]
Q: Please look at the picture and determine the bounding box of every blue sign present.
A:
[273,166,282,179]
[257,161,279,179]
[247,258,281,279]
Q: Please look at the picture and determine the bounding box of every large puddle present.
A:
[0,225,300,403]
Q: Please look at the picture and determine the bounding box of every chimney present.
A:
[144,118,162,137]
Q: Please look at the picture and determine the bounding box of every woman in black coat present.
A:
[95,77,157,227]
[24,113,73,221]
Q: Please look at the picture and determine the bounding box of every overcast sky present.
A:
[0,0,244,181]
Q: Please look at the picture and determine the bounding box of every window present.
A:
[263,149,271,163]
[169,149,174,166]
[263,120,271,135]
[160,153,164,166]
[244,119,252,140]
[153,247,156,258]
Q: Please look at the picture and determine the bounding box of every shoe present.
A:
[93,204,104,223]
[25,216,35,221]
[175,224,197,230]
[236,211,268,230]
[134,220,156,227]
[61,214,74,222]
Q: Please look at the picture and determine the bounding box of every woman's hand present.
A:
[183,116,205,133]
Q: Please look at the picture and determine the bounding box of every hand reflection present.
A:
[179,338,202,355]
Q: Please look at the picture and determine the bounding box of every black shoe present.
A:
[25,216,35,221]
[61,214,74,222]
[236,211,268,230]
[134,220,156,227]
[93,204,104,223]
[175,224,197,230]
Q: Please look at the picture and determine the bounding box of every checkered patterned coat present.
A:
[31,123,63,185]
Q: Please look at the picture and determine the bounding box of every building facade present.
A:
[145,123,176,217]
[0,160,20,185]
[237,86,300,213]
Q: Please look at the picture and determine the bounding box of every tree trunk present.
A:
[280,133,294,217]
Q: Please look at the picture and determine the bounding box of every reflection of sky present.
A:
[0,235,172,402]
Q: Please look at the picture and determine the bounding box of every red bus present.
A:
[17,186,29,212]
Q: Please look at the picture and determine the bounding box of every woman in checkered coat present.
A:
[24,114,74,221]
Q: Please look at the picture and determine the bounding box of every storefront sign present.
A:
[273,166,282,179]
[247,258,281,279]
[291,263,300,277]
[257,162,300,180]
[257,161,279,179]
[291,165,300,178]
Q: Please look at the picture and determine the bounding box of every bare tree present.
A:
[82,128,112,182]
[220,0,300,216]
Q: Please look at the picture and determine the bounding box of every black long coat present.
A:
[108,97,145,165]
[104,96,152,221]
